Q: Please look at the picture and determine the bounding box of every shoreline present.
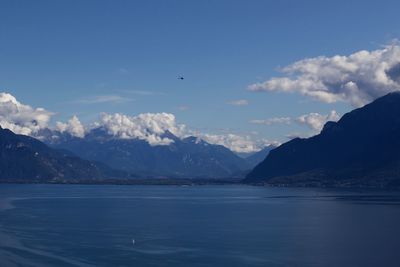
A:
[0,178,241,186]
[1,180,400,190]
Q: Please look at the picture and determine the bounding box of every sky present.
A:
[1,0,400,152]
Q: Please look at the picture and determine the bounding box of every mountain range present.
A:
[40,128,263,179]
[0,117,272,181]
[3,92,400,186]
[245,92,400,188]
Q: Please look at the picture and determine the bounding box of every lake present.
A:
[1,184,400,267]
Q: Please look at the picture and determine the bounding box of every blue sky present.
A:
[1,0,400,151]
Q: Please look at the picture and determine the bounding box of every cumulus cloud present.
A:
[97,113,186,146]
[94,112,273,152]
[250,110,340,132]
[227,99,249,106]
[0,93,53,136]
[56,116,85,138]
[296,110,340,131]
[248,43,400,106]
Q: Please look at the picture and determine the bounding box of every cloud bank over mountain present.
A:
[97,113,186,146]
[0,92,276,152]
[56,116,85,138]
[193,133,275,153]
[0,93,53,136]
[248,44,400,107]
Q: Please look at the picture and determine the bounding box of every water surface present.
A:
[1,184,400,267]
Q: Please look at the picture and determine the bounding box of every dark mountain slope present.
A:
[245,92,400,187]
[0,127,120,181]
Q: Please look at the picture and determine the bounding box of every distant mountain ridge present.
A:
[242,145,276,167]
[42,128,254,179]
[245,92,400,188]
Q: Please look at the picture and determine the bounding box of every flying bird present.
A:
[178,76,184,80]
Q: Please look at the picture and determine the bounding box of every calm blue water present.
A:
[1,185,400,267]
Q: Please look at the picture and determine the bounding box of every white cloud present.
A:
[250,110,340,132]
[93,112,275,152]
[56,116,85,138]
[248,43,400,107]
[227,99,249,106]
[0,93,53,136]
[249,117,291,125]
[177,105,190,111]
[97,112,186,146]
[76,95,133,104]
[296,110,340,131]
[191,132,276,153]
[94,112,277,152]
